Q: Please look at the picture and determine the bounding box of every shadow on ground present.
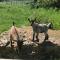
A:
[0,41,60,60]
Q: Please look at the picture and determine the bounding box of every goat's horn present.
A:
[13,21,15,26]
[34,18,36,21]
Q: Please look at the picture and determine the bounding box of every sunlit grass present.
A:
[0,2,60,33]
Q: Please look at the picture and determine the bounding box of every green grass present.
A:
[0,2,60,33]
[0,3,32,33]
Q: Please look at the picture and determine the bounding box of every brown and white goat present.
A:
[9,22,23,49]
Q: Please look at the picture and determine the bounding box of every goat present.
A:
[28,18,53,42]
[9,22,24,49]
[9,22,25,55]
[9,22,18,48]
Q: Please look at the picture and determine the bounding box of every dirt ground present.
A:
[17,26,60,45]
[0,26,60,59]
[0,26,60,46]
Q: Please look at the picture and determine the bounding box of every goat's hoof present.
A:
[35,39,39,42]
[44,39,48,42]
[32,41,35,42]
[36,41,39,42]
[32,40,35,42]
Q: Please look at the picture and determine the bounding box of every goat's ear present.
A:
[28,18,31,22]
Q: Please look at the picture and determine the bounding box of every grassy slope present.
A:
[0,3,32,33]
[0,3,60,33]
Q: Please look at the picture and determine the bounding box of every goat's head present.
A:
[47,22,53,29]
[28,18,36,26]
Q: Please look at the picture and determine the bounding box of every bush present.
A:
[0,0,4,2]
[33,0,60,8]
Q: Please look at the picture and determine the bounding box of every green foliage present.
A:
[32,0,60,8]
[0,3,32,33]
[0,0,3,2]
[0,2,60,33]
[29,8,60,30]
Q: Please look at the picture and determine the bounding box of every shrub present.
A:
[32,0,60,8]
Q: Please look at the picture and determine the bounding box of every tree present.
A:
[37,0,60,8]
[0,0,4,2]
[34,0,37,3]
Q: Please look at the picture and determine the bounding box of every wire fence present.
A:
[0,0,33,5]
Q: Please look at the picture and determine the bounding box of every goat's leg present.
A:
[5,41,10,47]
[32,32,35,42]
[11,40,13,48]
[44,33,49,41]
[36,33,39,42]
[10,35,13,48]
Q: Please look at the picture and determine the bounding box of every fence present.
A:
[0,0,33,5]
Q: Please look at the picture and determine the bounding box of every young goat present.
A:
[28,18,53,42]
[9,22,24,49]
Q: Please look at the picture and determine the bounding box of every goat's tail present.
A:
[47,23,51,28]
[47,23,53,29]
[13,21,15,26]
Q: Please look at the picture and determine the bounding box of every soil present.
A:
[0,26,60,59]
